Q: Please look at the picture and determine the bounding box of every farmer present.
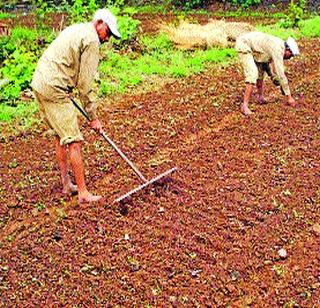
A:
[31,9,121,203]
[235,31,299,115]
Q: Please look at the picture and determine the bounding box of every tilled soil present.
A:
[0,18,320,306]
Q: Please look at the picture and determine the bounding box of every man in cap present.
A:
[235,31,299,115]
[31,9,121,203]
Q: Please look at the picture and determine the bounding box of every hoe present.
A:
[71,98,177,203]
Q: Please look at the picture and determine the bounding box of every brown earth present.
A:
[0,14,320,307]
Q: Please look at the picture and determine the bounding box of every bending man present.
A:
[31,9,121,203]
[235,31,299,115]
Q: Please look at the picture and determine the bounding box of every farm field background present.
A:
[0,1,320,306]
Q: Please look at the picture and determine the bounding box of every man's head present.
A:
[284,37,299,59]
[93,9,121,43]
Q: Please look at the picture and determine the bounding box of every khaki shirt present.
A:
[31,23,100,119]
[236,31,290,95]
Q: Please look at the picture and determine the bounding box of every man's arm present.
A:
[272,51,296,106]
[77,41,100,120]
[272,53,290,96]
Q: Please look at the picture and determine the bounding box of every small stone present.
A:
[312,224,320,234]
[158,207,165,213]
[124,234,130,241]
[190,269,202,277]
[278,248,287,259]
[169,296,177,303]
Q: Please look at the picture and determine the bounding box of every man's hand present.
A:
[90,119,103,133]
[287,96,297,107]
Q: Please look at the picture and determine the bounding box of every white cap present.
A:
[286,37,299,55]
[93,9,121,39]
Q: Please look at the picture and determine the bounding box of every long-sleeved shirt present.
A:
[31,22,100,119]
[236,31,290,96]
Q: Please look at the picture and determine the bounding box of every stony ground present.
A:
[0,13,320,307]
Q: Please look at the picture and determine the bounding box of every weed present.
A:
[8,159,18,169]
[272,264,286,277]
[34,202,46,212]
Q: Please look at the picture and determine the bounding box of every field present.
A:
[1,8,320,307]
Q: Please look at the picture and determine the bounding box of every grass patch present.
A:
[212,10,286,19]
[129,5,169,14]
[0,101,38,123]
[256,24,300,39]
[0,12,15,19]
[257,16,320,39]
[98,33,235,96]
[299,16,320,37]
[1,14,319,126]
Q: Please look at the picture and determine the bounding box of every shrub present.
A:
[171,0,206,10]
[230,0,262,8]
[279,0,306,28]
[0,49,37,103]
[110,7,141,48]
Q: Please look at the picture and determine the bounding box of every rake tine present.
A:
[71,98,177,203]
[113,167,177,204]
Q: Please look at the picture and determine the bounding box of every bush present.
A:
[230,0,262,8]
[279,0,306,28]
[171,0,207,10]
[0,49,37,103]
[0,27,54,103]
[110,7,141,48]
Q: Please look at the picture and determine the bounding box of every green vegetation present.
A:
[0,12,15,19]
[256,24,300,40]
[258,15,320,39]
[0,27,54,103]
[279,0,306,28]
[98,33,235,95]
[231,0,261,8]
[299,16,320,37]
[0,101,38,122]
[0,0,320,125]
[212,10,286,19]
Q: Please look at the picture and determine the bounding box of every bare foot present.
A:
[287,101,297,107]
[62,183,78,196]
[241,106,253,116]
[78,193,102,204]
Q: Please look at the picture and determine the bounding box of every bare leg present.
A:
[68,141,101,203]
[54,137,77,195]
[242,83,254,115]
[256,79,266,104]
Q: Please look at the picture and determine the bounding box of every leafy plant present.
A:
[110,6,140,47]
[279,0,306,28]
[171,0,206,10]
[0,48,37,102]
[34,0,53,32]
[70,0,88,23]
